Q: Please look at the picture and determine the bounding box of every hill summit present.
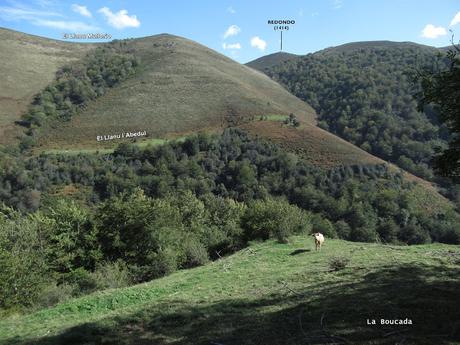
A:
[33,33,317,148]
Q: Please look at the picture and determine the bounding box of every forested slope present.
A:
[248,42,450,184]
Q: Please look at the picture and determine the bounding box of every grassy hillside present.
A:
[34,34,316,150]
[1,236,459,345]
[0,28,96,145]
[246,52,299,71]
[241,120,383,168]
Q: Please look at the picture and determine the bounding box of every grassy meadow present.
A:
[1,237,459,345]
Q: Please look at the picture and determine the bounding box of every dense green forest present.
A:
[263,45,451,183]
[418,45,460,179]
[19,41,139,150]
[1,129,459,311]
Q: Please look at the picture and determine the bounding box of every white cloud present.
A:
[0,4,98,32]
[421,24,447,39]
[451,11,460,26]
[250,36,267,51]
[35,0,55,8]
[227,6,236,14]
[222,42,241,50]
[34,19,98,31]
[333,0,343,9]
[98,7,140,29]
[0,5,62,20]
[223,24,240,38]
[311,11,319,17]
[71,4,92,18]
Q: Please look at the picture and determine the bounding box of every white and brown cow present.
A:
[313,233,325,251]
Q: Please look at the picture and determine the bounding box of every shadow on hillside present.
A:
[289,248,311,255]
[17,263,460,345]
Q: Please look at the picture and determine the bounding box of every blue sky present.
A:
[1,0,459,63]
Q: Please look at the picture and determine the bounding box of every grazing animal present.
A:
[313,233,325,251]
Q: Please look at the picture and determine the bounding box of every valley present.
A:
[0,18,459,345]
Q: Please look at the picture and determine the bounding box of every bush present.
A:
[36,283,74,308]
[44,199,100,273]
[439,228,460,244]
[0,215,50,309]
[349,227,378,242]
[96,190,182,266]
[424,217,460,244]
[377,219,399,243]
[329,256,350,271]
[90,261,132,290]
[144,248,179,280]
[182,236,209,268]
[311,214,337,238]
[334,220,351,240]
[242,198,311,243]
[202,195,246,254]
[398,222,431,244]
[62,267,97,294]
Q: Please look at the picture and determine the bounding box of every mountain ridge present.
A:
[246,40,444,69]
[0,29,452,207]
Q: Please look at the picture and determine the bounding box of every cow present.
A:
[313,233,325,251]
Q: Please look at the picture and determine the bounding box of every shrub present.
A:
[242,198,311,243]
[311,214,337,238]
[398,222,431,244]
[143,248,179,281]
[202,195,246,253]
[377,219,399,243]
[44,199,100,272]
[329,256,350,271]
[423,216,460,244]
[182,236,209,268]
[90,261,132,290]
[62,267,97,294]
[0,215,50,309]
[349,227,378,242]
[36,283,74,308]
[96,189,182,266]
[334,220,351,240]
[439,228,460,244]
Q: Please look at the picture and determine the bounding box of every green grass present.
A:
[262,114,288,121]
[1,237,459,345]
[40,148,115,156]
[38,136,188,156]
[134,136,188,148]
